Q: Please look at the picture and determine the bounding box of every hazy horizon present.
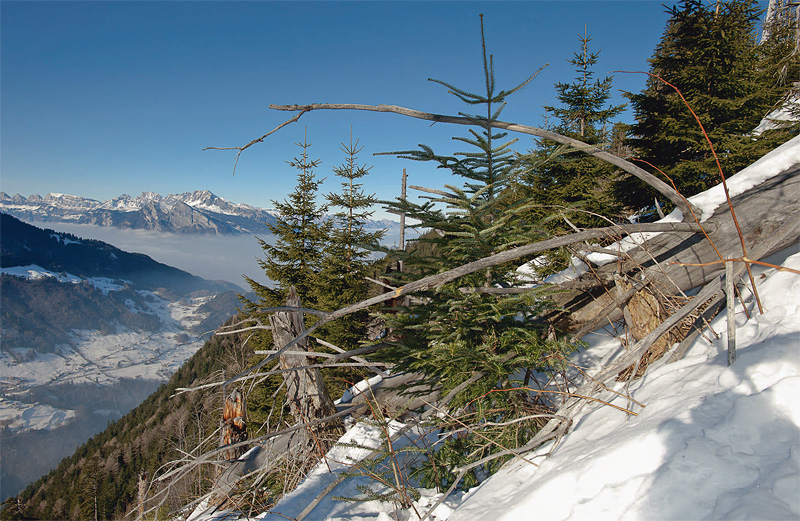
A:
[28,220,402,291]
[32,221,269,290]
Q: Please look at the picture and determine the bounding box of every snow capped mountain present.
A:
[0,190,279,235]
[0,189,403,236]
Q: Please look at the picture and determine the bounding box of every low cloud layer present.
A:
[33,222,271,290]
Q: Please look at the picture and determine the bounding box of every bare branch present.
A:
[458,286,534,295]
[256,306,332,318]
[409,184,454,197]
[253,350,338,358]
[266,102,699,218]
[313,337,390,377]
[203,109,309,175]
[216,324,272,335]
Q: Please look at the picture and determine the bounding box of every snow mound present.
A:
[453,248,800,521]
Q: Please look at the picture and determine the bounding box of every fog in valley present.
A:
[32,222,272,290]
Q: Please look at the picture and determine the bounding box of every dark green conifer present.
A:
[316,132,384,351]
[516,27,626,232]
[243,131,330,310]
[621,0,797,212]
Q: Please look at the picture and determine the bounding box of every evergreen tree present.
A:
[516,27,626,233]
[757,1,800,119]
[316,133,384,351]
[544,27,626,141]
[621,0,797,212]
[380,16,575,491]
[243,131,330,310]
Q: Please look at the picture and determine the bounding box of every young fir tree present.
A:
[243,131,330,311]
[239,133,331,452]
[516,27,626,232]
[315,133,384,390]
[380,16,575,491]
[620,0,797,212]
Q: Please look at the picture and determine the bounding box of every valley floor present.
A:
[0,283,214,499]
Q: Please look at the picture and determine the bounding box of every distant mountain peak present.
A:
[0,190,279,235]
[0,189,402,235]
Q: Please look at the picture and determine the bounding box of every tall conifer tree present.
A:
[316,132,384,350]
[621,0,797,212]
[517,27,626,232]
[243,131,329,309]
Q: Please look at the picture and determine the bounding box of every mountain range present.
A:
[0,190,403,235]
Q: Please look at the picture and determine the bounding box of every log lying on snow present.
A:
[554,162,800,334]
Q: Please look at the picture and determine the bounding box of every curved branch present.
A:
[177,221,702,394]
[266,102,699,218]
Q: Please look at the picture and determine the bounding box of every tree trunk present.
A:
[553,163,800,333]
[269,287,343,442]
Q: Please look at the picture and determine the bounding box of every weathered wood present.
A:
[726,261,737,366]
[554,164,800,332]
[220,389,248,461]
[268,287,342,439]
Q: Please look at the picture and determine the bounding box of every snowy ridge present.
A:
[1,264,129,295]
[0,189,403,235]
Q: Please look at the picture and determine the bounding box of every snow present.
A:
[0,264,129,295]
[0,287,214,434]
[0,399,76,432]
[753,91,799,136]
[452,248,800,521]
[49,232,81,245]
[687,134,800,222]
[190,139,800,521]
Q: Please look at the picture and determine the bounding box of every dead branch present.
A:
[568,276,651,343]
[264,102,698,218]
[174,221,702,395]
[253,350,338,358]
[409,184,455,197]
[313,336,389,378]
[203,108,309,175]
[458,287,533,294]
[675,257,800,275]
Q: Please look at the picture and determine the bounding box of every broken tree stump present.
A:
[268,286,344,447]
[220,389,248,461]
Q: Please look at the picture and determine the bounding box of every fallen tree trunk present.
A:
[553,162,800,333]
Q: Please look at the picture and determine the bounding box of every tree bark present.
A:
[268,287,343,440]
[551,163,800,332]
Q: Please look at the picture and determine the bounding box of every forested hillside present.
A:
[0,318,250,520]
[0,214,239,295]
[1,275,162,352]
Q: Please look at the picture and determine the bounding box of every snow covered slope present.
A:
[189,245,800,521]
[451,246,800,521]
[184,133,800,520]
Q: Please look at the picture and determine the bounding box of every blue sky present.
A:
[1,1,770,216]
